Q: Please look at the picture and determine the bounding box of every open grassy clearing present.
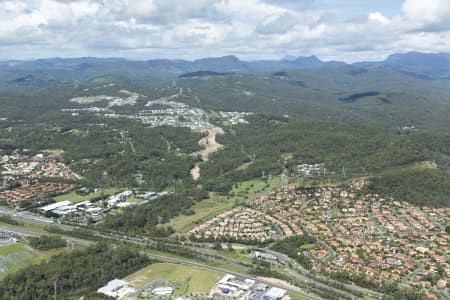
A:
[170,176,281,234]
[53,187,122,203]
[141,248,248,275]
[0,239,83,279]
[0,239,78,279]
[170,195,235,234]
[289,293,308,300]
[211,248,253,264]
[42,149,65,155]
[123,263,222,295]
[126,196,145,204]
[0,242,36,279]
[229,176,281,202]
[207,110,221,120]
[235,161,254,170]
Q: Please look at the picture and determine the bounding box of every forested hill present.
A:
[174,68,450,131]
[0,243,150,299]
[1,65,450,132]
[0,61,449,208]
[198,114,450,207]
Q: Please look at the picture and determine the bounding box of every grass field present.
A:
[53,188,122,203]
[0,243,36,279]
[289,293,308,300]
[207,110,221,120]
[33,245,76,261]
[170,195,235,234]
[126,196,145,204]
[0,239,78,279]
[229,176,281,201]
[123,263,223,296]
[42,149,65,155]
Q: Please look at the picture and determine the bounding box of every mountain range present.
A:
[1,52,450,88]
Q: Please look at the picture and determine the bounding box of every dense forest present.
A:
[2,110,449,208]
[1,80,450,211]
[200,114,450,205]
[270,235,317,269]
[0,243,149,300]
[28,235,67,251]
[365,168,450,207]
[0,117,204,190]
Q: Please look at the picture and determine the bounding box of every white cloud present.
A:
[368,12,389,25]
[402,0,450,31]
[0,0,449,61]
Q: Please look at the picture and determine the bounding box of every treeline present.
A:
[28,235,67,251]
[101,186,208,236]
[0,215,22,226]
[0,243,149,300]
[270,235,317,269]
[45,226,100,241]
[366,168,450,207]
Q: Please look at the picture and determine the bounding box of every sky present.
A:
[1,0,450,62]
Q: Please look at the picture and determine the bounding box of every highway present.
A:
[261,248,384,299]
[0,207,55,224]
[0,206,383,299]
[0,211,323,299]
[0,224,93,246]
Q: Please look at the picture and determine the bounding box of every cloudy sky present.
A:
[1,0,450,62]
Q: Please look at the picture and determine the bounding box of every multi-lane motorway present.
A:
[0,206,384,300]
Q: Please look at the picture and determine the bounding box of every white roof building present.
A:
[52,205,75,216]
[263,287,288,300]
[97,279,135,299]
[152,286,174,296]
[40,200,72,212]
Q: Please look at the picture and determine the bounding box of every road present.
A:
[261,248,384,299]
[0,227,41,237]
[1,206,383,299]
[0,207,55,225]
[0,225,93,247]
[0,210,323,299]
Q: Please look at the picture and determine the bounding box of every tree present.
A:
[213,240,223,251]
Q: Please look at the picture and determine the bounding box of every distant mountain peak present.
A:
[194,55,241,64]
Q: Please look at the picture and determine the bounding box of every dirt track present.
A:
[190,127,224,180]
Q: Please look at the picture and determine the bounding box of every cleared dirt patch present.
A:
[191,127,224,180]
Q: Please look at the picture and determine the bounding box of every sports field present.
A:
[123,263,223,296]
